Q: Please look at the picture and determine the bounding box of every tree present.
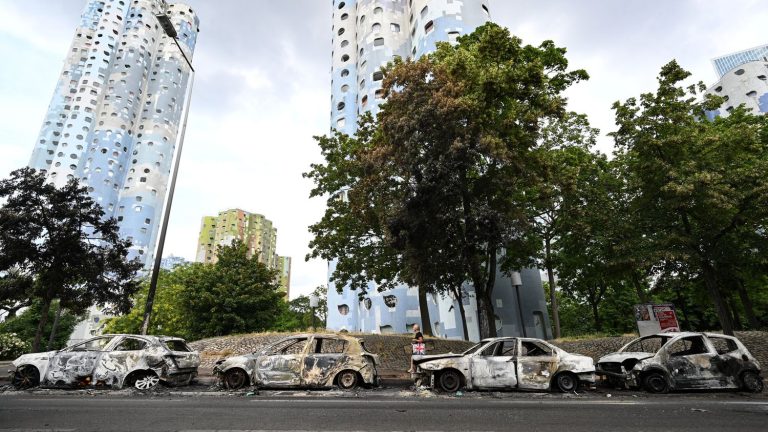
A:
[180,241,284,339]
[527,113,600,338]
[306,23,588,339]
[0,299,81,351]
[0,168,141,351]
[104,268,193,339]
[611,61,768,335]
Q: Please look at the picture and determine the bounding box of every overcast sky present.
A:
[1,0,766,299]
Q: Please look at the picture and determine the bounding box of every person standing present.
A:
[409,324,425,373]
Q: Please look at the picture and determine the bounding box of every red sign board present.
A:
[652,305,680,332]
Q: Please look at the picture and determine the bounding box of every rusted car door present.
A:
[663,335,728,389]
[256,337,308,387]
[44,336,114,386]
[302,337,348,386]
[96,336,150,386]
[469,340,518,389]
[515,339,559,390]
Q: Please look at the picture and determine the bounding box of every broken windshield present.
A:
[621,336,671,354]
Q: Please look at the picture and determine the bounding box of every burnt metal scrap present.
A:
[10,334,200,390]
[413,337,595,393]
[213,333,380,390]
[596,332,763,393]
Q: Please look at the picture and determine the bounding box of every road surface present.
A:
[1,393,766,431]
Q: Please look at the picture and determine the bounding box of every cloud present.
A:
[1,0,767,300]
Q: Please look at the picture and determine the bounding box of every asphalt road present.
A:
[0,394,766,432]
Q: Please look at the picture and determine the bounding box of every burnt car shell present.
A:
[10,334,200,389]
[414,337,595,393]
[596,332,763,393]
[213,333,380,389]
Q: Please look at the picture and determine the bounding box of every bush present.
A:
[0,332,30,360]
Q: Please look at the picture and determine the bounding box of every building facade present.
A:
[195,209,291,295]
[326,0,552,341]
[705,44,768,120]
[711,44,768,78]
[28,0,199,267]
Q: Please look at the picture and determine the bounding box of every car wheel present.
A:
[438,370,462,393]
[643,371,670,394]
[12,365,40,390]
[337,370,359,390]
[741,371,764,393]
[554,372,578,393]
[133,372,160,390]
[224,368,248,390]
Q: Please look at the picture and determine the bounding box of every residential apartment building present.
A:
[325,0,551,341]
[28,0,199,267]
[196,209,291,295]
[705,45,768,119]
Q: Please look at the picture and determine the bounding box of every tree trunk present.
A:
[32,297,53,352]
[545,238,561,339]
[452,286,469,340]
[591,299,602,332]
[632,272,649,304]
[47,302,63,351]
[735,278,759,329]
[701,261,734,335]
[726,295,742,331]
[417,286,433,337]
[484,247,498,338]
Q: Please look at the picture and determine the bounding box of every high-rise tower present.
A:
[28,0,199,266]
[705,45,768,120]
[326,0,552,341]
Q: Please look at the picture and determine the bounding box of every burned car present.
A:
[596,332,763,393]
[414,337,595,392]
[213,333,379,390]
[10,334,199,390]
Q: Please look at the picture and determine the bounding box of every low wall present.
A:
[190,331,768,372]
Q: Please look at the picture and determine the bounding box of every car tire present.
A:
[554,372,578,393]
[337,370,359,390]
[12,365,40,390]
[224,368,248,390]
[133,372,160,390]
[437,370,462,393]
[643,371,670,394]
[741,371,764,393]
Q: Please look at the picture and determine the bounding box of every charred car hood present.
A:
[598,352,655,364]
[13,351,57,367]
[414,353,464,364]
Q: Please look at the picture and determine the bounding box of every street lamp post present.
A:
[140,14,195,335]
[511,271,527,337]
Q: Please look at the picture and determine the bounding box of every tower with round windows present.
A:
[28,0,199,267]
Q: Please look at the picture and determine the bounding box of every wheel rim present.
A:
[440,372,460,392]
[135,374,160,390]
[558,374,576,391]
[226,370,247,389]
[646,374,667,393]
[743,373,763,392]
[13,367,39,389]
[339,371,356,389]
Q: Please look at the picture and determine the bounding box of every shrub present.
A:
[0,332,30,360]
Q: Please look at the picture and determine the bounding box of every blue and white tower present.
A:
[28,0,199,267]
[705,45,768,120]
[327,0,552,341]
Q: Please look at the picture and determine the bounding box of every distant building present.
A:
[28,0,200,268]
[705,45,768,119]
[160,254,188,270]
[276,256,292,298]
[324,0,551,341]
[67,306,112,345]
[196,209,291,296]
[712,44,768,78]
